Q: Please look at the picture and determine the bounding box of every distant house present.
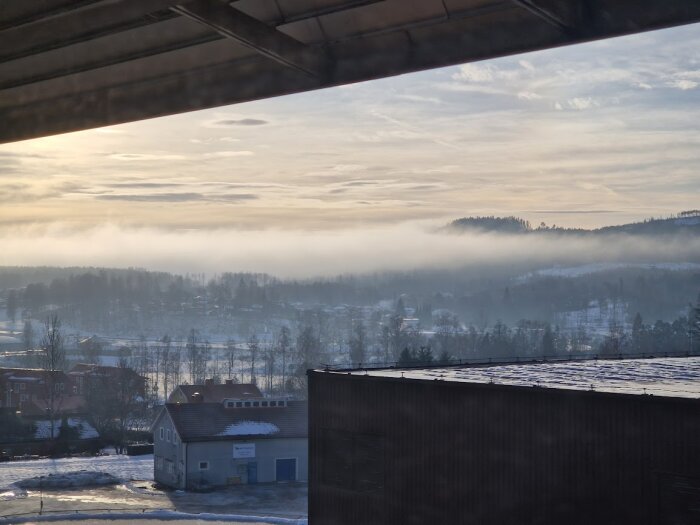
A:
[168,379,261,404]
[68,363,147,398]
[152,398,307,489]
[0,367,84,416]
[76,335,106,356]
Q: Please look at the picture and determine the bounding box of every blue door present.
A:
[276,458,296,482]
[247,462,257,484]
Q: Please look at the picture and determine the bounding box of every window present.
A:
[236,401,243,407]
[199,461,209,470]
[20,394,28,402]
[155,456,163,470]
[166,461,174,474]
[269,401,277,407]
[160,427,164,440]
[262,401,268,407]
[19,383,25,391]
[166,429,171,442]
[252,401,259,407]
[244,401,251,407]
[226,401,234,408]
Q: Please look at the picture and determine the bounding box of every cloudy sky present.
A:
[1,23,699,275]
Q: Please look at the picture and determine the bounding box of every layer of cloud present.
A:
[215,118,268,126]
[96,192,257,203]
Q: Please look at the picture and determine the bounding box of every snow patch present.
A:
[33,418,99,440]
[0,488,27,501]
[16,471,119,489]
[216,421,280,436]
[0,454,154,489]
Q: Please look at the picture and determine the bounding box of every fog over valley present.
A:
[1,215,700,278]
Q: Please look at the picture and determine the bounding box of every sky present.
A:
[1,23,699,276]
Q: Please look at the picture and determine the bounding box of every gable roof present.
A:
[164,400,307,442]
[174,383,262,402]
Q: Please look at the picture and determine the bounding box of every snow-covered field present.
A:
[518,261,700,281]
[0,454,153,489]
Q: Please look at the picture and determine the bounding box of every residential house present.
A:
[68,363,147,398]
[153,398,307,489]
[0,367,84,416]
[168,379,261,403]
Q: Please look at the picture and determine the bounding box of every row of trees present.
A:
[125,324,319,399]
[121,307,700,403]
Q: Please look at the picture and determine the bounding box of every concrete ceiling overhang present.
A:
[1,0,699,143]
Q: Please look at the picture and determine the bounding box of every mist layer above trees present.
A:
[1,211,700,278]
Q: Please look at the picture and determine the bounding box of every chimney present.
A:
[204,378,213,386]
[225,379,233,385]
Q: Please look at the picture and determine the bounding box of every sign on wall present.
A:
[233,443,256,459]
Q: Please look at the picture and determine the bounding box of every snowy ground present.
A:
[0,453,307,522]
[0,483,307,521]
[1,514,303,525]
[0,454,153,490]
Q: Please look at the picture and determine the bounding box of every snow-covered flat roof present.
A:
[336,357,700,399]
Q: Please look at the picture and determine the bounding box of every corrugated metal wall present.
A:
[308,371,700,525]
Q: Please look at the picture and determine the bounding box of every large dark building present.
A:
[308,357,700,525]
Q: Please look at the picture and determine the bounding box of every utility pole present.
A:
[39,475,44,515]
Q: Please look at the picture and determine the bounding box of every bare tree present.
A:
[278,327,291,393]
[6,290,17,323]
[200,340,214,382]
[167,343,182,395]
[22,319,34,351]
[225,338,238,381]
[39,315,66,442]
[160,335,171,400]
[186,329,202,384]
[85,348,146,454]
[262,343,275,392]
[113,354,146,453]
[349,319,366,365]
[152,339,162,403]
[248,334,259,385]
